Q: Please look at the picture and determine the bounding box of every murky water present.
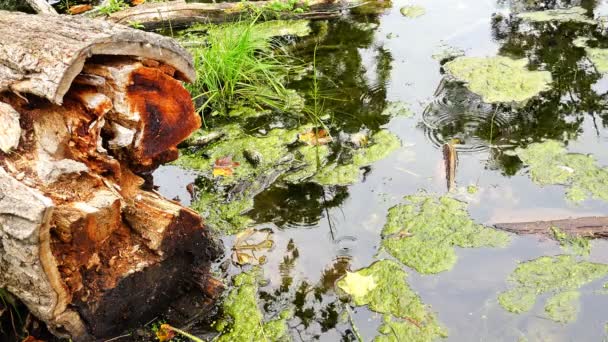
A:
[156,1,608,340]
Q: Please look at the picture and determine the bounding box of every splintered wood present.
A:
[0,20,219,340]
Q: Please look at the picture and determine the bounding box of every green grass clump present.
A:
[188,21,301,116]
[97,0,129,15]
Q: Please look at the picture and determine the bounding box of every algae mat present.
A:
[443,56,552,103]
[381,194,511,274]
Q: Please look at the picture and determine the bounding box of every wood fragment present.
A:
[24,0,58,14]
[493,216,608,238]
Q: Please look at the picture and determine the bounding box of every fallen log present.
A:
[0,11,221,340]
[106,0,360,30]
[494,216,608,239]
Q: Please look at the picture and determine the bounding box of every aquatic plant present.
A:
[443,56,552,103]
[187,20,302,116]
[381,194,510,274]
[97,0,128,15]
[215,269,291,341]
[516,140,608,203]
[400,5,426,18]
[381,101,413,118]
[336,260,446,341]
[498,255,608,323]
[517,7,595,24]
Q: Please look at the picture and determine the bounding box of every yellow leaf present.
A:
[156,324,175,342]
[213,167,233,177]
[299,128,332,146]
[338,271,377,299]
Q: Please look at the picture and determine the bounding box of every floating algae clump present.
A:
[400,5,426,18]
[516,7,595,24]
[313,130,400,186]
[381,194,510,274]
[550,226,590,256]
[516,140,608,203]
[190,191,254,234]
[443,56,552,103]
[282,145,330,183]
[381,101,413,118]
[336,260,446,341]
[498,255,608,322]
[215,269,291,341]
[584,47,608,74]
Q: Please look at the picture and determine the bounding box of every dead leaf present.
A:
[213,156,240,177]
[67,4,92,14]
[232,228,274,266]
[156,324,176,342]
[131,0,146,4]
[299,128,332,146]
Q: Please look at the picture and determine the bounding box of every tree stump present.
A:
[0,11,220,340]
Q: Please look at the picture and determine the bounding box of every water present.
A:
[156,1,608,340]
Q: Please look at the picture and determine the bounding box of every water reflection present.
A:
[422,0,608,175]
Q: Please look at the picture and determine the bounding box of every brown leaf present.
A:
[67,4,92,14]
[299,128,332,146]
[213,156,240,177]
[131,0,146,4]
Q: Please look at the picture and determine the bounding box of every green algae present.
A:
[400,5,426,18]
[336,260,446,341]
[191,191,254,235]
[381,101,413,118]
[177,127,300,186]
[283,145,330,183]
[466,185,478,194]
[584,47,608,74]
[215,269,291,341]
[516,140,608,203]
[498,255,608,321]
[516,7,595,24]
[375,315,446,342]
[254,20,312,39]
[381,194,511,274]
[544,290,580,323]
[313,130,400,186]
[443,56,552,103]
[550,226,590,256]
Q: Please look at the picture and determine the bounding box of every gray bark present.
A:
[0,11,195,105]
[24,0,58,14]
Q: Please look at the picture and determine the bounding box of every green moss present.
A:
[381,194,511,274]
[443,56,552,103]
[516,140,608,203]
[336,260,446,341]
[544,290,580,323]
[550,226,590,256]
[191,191,254,234]
[498,255,608,321]
[283,145,330,183]
[517,7,595,24]
[313,130,400,186]
[466,185,478,194]
[400,5,426,18]
[254,20,312,39]
[216,269,291,341]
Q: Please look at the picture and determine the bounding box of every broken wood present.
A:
[106,0,359,30]
[0,11,220,341]
[494,216,608,239]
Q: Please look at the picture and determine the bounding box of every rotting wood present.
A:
[106,0,360,30]
[0,11,221,341]
[494,216,608,239]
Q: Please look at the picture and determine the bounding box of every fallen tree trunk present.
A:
[494,216,608,238]
[0,11,221,340]
[106,0,359,30]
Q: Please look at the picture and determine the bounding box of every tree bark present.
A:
[106,0,357,29]
[0,12,221,341]
[494,216,608,238]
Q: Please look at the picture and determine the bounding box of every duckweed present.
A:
[443,56,552,103]
[498,255,608,322]
[336,260,446,341]
[516,140,608,203]
[517,7,595,24]
[381,194,511,274]
[215,269,291,341]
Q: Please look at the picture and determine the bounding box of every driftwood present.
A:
[494,216,608,239]
[0,11,221,340]
[106,0,358,29]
